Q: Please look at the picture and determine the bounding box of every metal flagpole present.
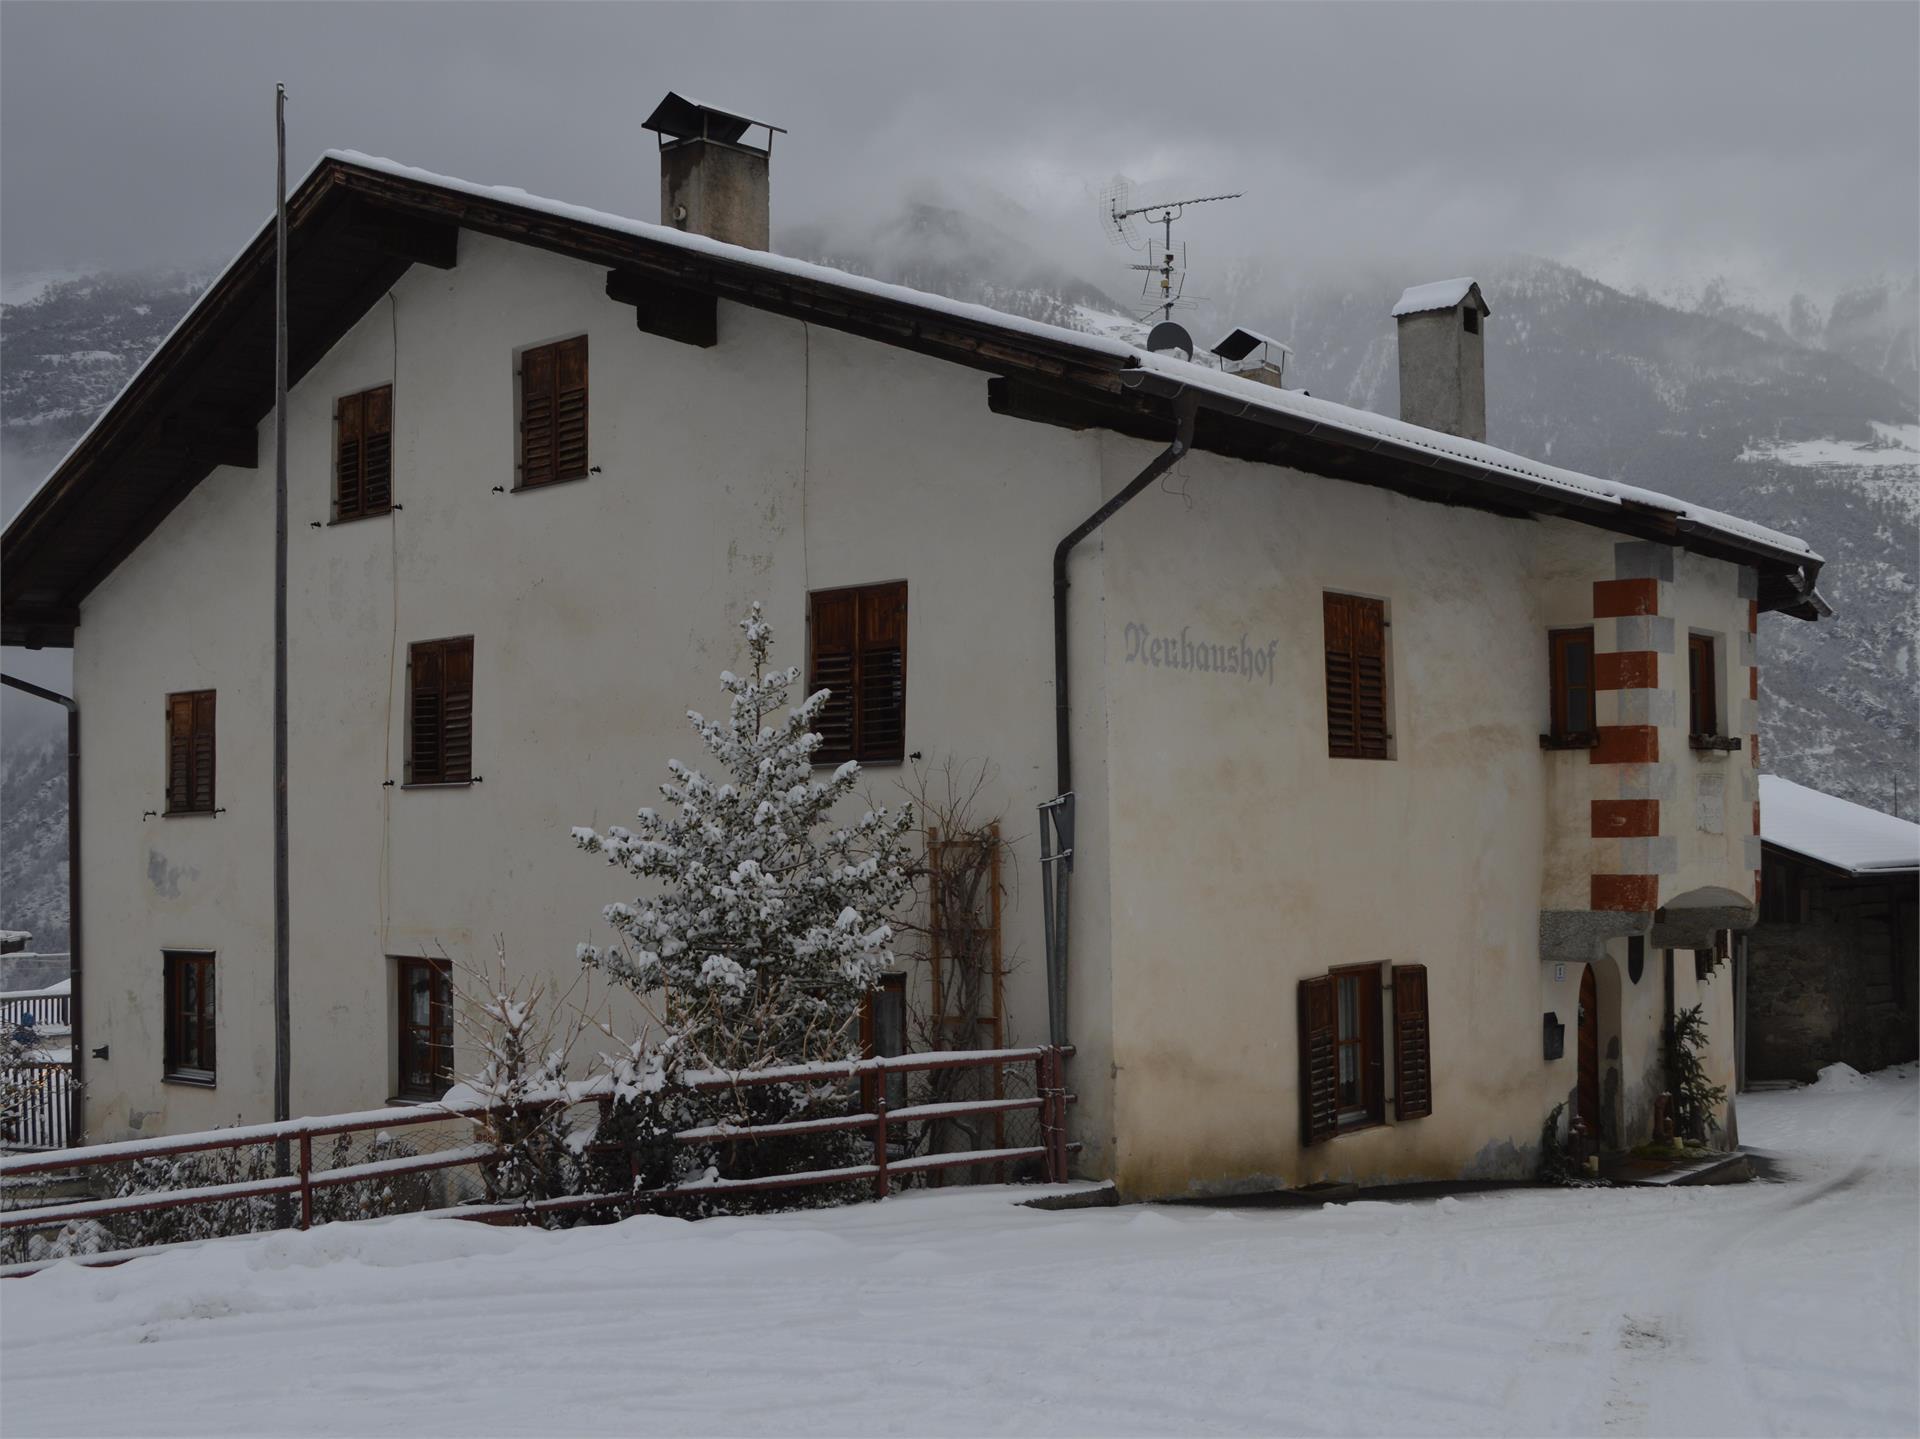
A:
[273,83,293,1153]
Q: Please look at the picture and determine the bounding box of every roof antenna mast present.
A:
[1098,176,1243,328]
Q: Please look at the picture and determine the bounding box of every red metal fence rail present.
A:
[1,1045,1076,1273]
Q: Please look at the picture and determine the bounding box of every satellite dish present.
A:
[1146,321,1194,359]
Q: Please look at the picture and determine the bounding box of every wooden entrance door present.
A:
[1576,964,1601,1135]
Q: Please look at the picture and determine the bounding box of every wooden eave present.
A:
[2,156,1822,647]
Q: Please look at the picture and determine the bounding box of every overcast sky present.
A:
[3,1,1916,309]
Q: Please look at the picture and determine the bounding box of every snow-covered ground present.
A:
[3,1067,1915,1437]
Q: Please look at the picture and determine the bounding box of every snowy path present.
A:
[2,1067,1914,1437]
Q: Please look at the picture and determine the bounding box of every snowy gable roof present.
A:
[2,150,1824,645]
[1392,278,1488,318]
[1760,775,1920,875]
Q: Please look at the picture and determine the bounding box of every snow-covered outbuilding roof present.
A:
[1392,278,1489,318]
[1,152,1828,645]
[1760,775,1920,876]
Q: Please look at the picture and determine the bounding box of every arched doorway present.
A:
[1575,964,1601,1136]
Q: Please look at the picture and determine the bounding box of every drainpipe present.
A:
[1040,393,1196,1048]
[1,673,82,1146]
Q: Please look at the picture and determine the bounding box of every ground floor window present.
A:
[860,972,908,1112]
[1333,965,1384,1127]
[163,950,216,1082]
[1300,962,1431,1144]
[396,957,454,1100]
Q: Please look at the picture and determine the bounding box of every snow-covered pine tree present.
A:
[573,603,914,1203]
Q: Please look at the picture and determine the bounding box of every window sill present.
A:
[401,780,475,791]
[163,1072,217,1089]
[1688,735,1742,753]
[1539,732,1599,751]
[327,510,393,527]
[510,473,591,495]
[1334,1118,1387,1138]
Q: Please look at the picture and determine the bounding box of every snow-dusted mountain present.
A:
[1,232,1913,938]
[1,739,68,951]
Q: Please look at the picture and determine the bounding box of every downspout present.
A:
[2,673,82,1145]
[1041,392,1196,1048]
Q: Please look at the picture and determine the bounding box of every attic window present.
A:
[1463,308,1480,335]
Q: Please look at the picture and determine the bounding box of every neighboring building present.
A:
[1746,776,1918,1083]
[0,96,1830,1195]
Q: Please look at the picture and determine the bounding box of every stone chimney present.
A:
[641,93,785,251]
[1392,278,1490,442]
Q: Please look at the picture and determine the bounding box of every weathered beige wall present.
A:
[75,234,1116,1150]
[1088,433,1754,1197]
[70,231,1752,1190]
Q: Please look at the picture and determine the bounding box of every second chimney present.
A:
[1392,278,1490,442]
[641,92,785,250]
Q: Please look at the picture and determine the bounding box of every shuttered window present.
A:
[1324,593,1391,760]
[1299,964,1416,1143]
[334,384,393,520]
[808,583,908,765]
[1298,975,1339,1145]
[1548,628,1596,741]
[1392,963,1433,1120]
[517,336,589,489]
[407,637,475,785]
[396,957,454,1100]
[165,690,216,815]
[1688,633,1718,737]
[163,951,216,1081]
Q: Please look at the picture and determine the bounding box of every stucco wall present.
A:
[70,231,1756,1192]
[1088,437,1754,1196]
[75,234,1116,1150]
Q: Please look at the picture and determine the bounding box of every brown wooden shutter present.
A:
[1298,975,1339,1145]
[190,691,216,813]
[166,693,194,812]
[519,343,556,488]
[335,390,364,519]
[1392,963,1433,1120]
[809,590,858,765]
[410,642,445,783]
[1325,593,1389,760]
[554,337,589,482]
[362,384,393,514]
[442,637,474,784]
[857,582,907,764]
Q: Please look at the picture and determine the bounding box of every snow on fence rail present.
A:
[1,1045,1077,1275]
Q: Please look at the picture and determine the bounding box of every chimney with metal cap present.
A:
[1391,278,1490,442]
[642,92,785,250]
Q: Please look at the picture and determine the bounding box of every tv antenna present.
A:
[1099,176,1243,324]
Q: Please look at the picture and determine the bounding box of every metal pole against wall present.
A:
[272,83,293,1151]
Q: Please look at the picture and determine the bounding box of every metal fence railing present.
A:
[1,1045,1077,1276]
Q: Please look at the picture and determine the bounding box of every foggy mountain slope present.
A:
[2,268,211,455]
[0,739,68,951]
[0,234,1911,922]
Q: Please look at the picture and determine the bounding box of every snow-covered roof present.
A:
[323,154,1818,566]
[4,149,1823,638]
[1126,349,1812,559]
[1760,775,1920,875]
[1392,278,1488,318]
